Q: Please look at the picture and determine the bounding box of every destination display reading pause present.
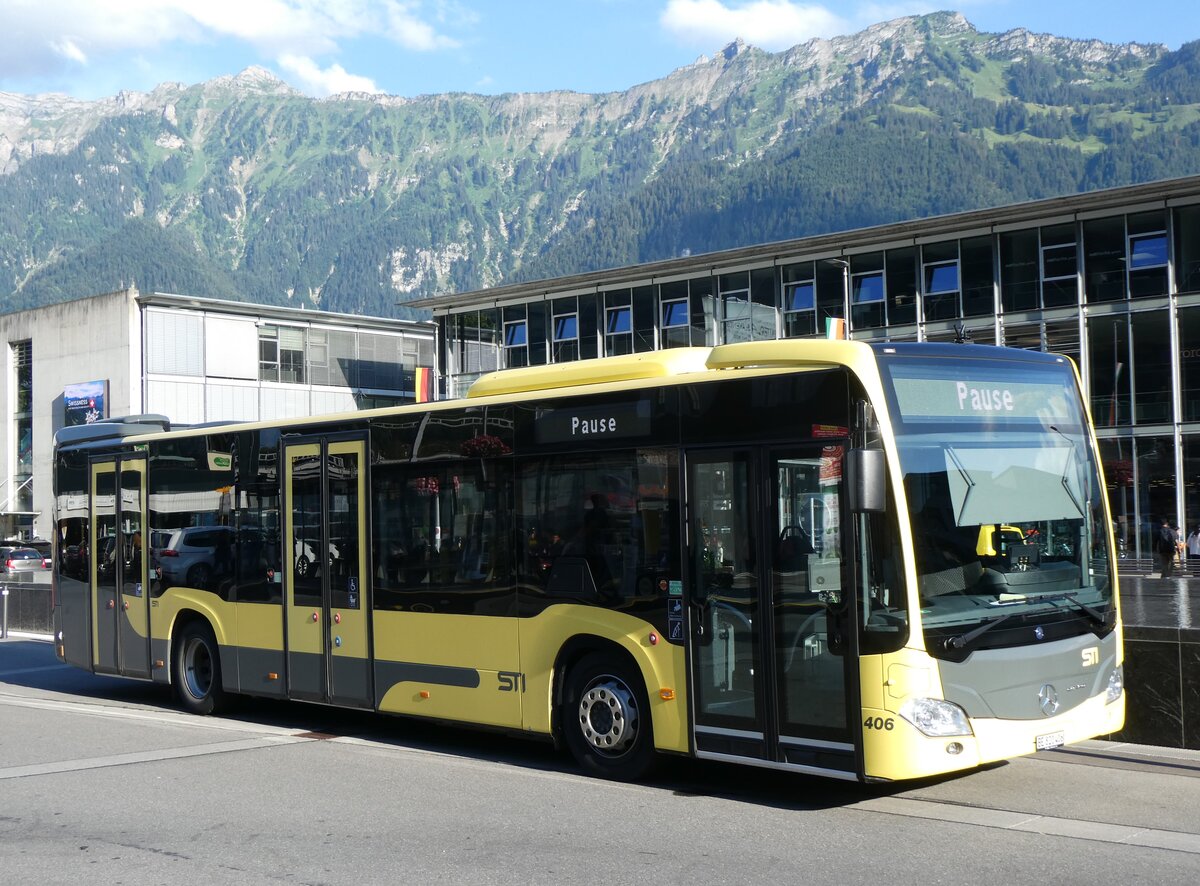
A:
[534,400,652,444]
[955,381,1014,413]
[885,360,1078,424]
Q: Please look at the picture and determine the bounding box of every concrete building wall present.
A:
[0,287,435,543]
[0,289,139,540]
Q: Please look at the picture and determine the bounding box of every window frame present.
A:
[258,327,280,382]
[782,271,817,338]
[552,310,579,363]
[604,305,633,356]
[921,242,962,322]
[503,319,529,368]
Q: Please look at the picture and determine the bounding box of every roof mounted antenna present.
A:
[953,322,973,344]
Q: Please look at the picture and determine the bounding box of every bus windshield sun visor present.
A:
[944,444,1086,526]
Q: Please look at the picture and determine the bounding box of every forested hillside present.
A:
[1,12,1198,318]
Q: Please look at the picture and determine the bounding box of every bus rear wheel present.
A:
[562,652,656,781]
[173,621,227,715]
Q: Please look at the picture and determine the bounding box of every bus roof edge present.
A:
[466,348,712,398]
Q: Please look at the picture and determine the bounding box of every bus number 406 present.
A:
[864,716,895,731]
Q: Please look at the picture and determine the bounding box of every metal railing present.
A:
[0,580,53,638]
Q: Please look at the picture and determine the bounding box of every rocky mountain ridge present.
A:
[0,11,1194,318]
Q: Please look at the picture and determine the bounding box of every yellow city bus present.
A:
[52,340,1124,782]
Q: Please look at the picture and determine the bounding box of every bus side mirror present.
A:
[848,448,886,513]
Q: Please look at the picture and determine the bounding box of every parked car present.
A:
[149,530,174,571]
[158,527,235,589]
[60,543,86,577]
[0,546,49,575]
[294,536,340,579]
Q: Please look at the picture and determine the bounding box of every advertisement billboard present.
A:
[64,380,108,426]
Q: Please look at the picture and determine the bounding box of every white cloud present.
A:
[278,54,381,95]
[385,3,460,51]
[855,3,941,27]
[660,0,848,50]
[50,38,89,65]
[0,1,464,88]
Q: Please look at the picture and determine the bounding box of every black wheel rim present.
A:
[183,636,214,701]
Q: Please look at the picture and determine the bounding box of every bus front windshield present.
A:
[878,352,1115,658]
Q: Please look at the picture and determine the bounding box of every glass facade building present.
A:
[420,176,1200,564]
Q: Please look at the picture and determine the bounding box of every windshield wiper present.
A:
[943,611,1021,650]
[943,591,1110,651]
[1037,591,1110,628]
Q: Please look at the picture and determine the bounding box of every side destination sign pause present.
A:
[534,400,652,445]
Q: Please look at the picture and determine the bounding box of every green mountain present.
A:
[1,12,1199,319]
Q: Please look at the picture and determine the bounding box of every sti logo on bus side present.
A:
[498,671,526,692]
[955,381,1015,413]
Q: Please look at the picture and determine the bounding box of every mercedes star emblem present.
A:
[1039,683,1060,717]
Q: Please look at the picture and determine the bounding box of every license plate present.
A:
[1035,731,1065,751]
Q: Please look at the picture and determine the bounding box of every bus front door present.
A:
[89,457,150,678]
[687,447,860,779]
[284,439,372,709]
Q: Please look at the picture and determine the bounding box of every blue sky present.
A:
[1,1,1198,101]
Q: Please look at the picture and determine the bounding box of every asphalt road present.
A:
[2,635,1199,885]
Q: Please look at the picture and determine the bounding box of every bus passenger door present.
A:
[89,457,150,678]
[117,459,150,677]
[768,447,856,775]
[90,461,119,674]
[284,439,372,709]
[687,446,859,778]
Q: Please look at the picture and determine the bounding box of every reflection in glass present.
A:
[1132,312,1170,424]
[94,470,117,595]
[1087,315,1131,426]
[1083,216,1125,303]
[773,455,846,736]
[290,454,324,608]
[693,458,760,729]
[880,356,1114,657]
[1000,230,1039,311]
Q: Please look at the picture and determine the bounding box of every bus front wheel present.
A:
[562,652,656,781]
[173,621,228,715]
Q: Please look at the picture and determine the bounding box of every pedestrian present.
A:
[1155,517,1177,578]
[1188,526,1200,562]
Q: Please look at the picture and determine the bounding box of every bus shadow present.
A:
[1,637,990,809]
[653,755,998,810]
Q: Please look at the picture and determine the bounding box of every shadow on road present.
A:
[1,636,987,809]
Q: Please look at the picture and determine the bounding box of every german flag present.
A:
[414,366,433,403]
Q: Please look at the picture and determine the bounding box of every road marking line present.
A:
[0,692,309,738]
[0,735,311,781]
[6,687,1198,854]
[853,795,1200,855]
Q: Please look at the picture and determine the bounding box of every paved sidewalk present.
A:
[1117,572,1199,630]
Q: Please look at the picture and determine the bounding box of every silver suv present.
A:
[157,527,235,589]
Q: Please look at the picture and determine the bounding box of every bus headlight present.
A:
[898,698,973,737]
[1105,666,1124,704]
